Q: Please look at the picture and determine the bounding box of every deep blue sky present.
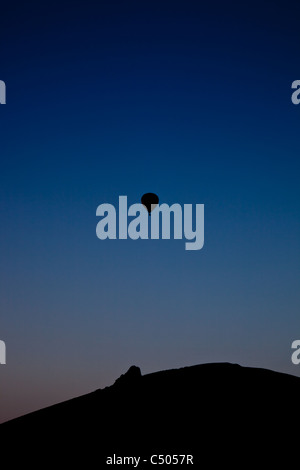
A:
[1,0,300,422]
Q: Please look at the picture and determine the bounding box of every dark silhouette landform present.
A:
[1,363,299,466]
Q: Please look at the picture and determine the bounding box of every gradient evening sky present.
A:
[1,0,300,422]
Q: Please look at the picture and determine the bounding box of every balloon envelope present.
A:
[141,193,159,215]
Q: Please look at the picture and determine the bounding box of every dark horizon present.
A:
[2,362,300,466]
[2,359,300,425]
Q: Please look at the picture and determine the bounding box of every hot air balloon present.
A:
[141,193,159,215]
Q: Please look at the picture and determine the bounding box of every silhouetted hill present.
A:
[1,363,299,466]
